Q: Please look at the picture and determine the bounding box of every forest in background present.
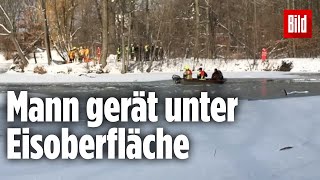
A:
[0,0,319,69]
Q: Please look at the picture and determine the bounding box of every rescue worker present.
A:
[211,68,224,80]
[154,46,159,61]
[159,46,164,60]
[135,44,141,61]
[183,65,193,80]
[79,46,85,63]
[261,48,268,62]
[96,47,101,64]
[144,44,150,61]
[84,47,90,63]
[68,47,76,63]
[197,67,207,80]
[74,47,79,63]
[131,44,135,61]
[117,46,121,62]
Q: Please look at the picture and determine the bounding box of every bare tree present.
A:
[1,0,320,62]
[120,0,126,73]
[194,0,200,61]
[101,0,109,68]
[145,0,150,44]
[41,0,52,65]
[0,5,28,68]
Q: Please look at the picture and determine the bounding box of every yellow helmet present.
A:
[184,65,190,70]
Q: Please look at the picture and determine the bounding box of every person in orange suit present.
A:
[84,47,90,63]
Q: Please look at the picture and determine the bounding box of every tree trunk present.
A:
[253,0,257,64]
[94,0,103,25]
[194,0,200,62]
[146,0,150,44]
[109,1,117,54]
[292,0,296,57]
[101,0,109,67]
[121,3,126,74]
[11,35,28,66]
[41,0,52,65]
[227,0,231,59]
[206,4,211,59]
[127,11,132,69]
[0,5,28,67]
[68,0,76,49]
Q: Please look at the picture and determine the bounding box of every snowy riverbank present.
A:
[1,50,320,83]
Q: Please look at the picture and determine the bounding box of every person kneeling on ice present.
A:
[197,68,207,80]
[211,68,224,80]
[183,65,193,80]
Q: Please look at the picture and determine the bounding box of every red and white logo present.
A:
[283,10,312,38]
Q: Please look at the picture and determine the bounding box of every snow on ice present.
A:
[0,95,319,180]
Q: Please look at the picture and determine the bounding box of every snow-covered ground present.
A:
[0,50,320,83]
[0,53,11,73]
[0,95,319,180]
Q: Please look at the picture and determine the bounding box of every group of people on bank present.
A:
[183,65,224,81]
[117,44,164,62]
[68,46,90,63]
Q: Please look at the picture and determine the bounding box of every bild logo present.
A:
[284,10,312,38]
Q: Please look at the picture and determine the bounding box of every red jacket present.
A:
[200,70,205,77]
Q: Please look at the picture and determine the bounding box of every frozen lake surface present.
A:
[0,73,320,180]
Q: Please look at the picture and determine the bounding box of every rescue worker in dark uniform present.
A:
[130,44,135,61]
[117,46,121,62]
[159,46,164,60]
[144,44,150,61]
[154,46,159,61]
[135,44,140,61]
